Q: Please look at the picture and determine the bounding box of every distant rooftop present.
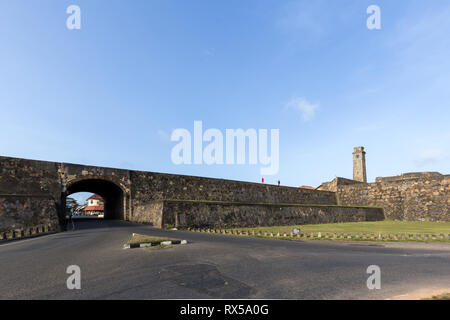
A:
[84,206,104,211]
[87,194,103,200]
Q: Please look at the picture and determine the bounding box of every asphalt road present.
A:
[1,219,449,299]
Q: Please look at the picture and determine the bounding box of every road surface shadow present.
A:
[159,263,255,298]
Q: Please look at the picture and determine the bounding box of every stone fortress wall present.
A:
[161,200,384,229]
[337,173,449,221]
[2,145,448,232]
[0,157,61,231]
[0,155,384,231]
[319,155,449,222]
[129,170,339,227]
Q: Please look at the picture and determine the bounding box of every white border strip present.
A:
[123,239,188,249]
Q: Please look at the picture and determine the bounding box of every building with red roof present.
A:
[83,194,104,216]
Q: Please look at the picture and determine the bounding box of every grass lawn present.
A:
[127,233,179,245]
[229,221,450,235]
[211,221,450,242]
[423,293,450,300]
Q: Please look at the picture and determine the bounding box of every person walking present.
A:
[68,211,75,231]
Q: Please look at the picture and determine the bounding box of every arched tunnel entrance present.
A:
[65,179,125,222]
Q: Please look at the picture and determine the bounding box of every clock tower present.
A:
[353,146,367,183]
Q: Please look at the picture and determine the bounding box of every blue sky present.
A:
[1,0,449,203]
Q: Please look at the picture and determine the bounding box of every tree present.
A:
[66,197,79,216]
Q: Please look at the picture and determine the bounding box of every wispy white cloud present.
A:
[202,48,215,57]
[157,129,171,142]
[285,97,319,121]
[275,1,357,43]
[414,149,447,167]
[276,1,325,37]
[387,4,450,93]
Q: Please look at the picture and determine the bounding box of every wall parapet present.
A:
[375,172,446,183]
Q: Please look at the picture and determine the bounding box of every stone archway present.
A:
[61,177,130,229]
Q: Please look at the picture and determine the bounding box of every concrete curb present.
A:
[0,223,56,242]
[123,239,188,249]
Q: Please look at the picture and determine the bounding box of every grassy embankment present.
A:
[423,293,450,300]
[203,221,450,242]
